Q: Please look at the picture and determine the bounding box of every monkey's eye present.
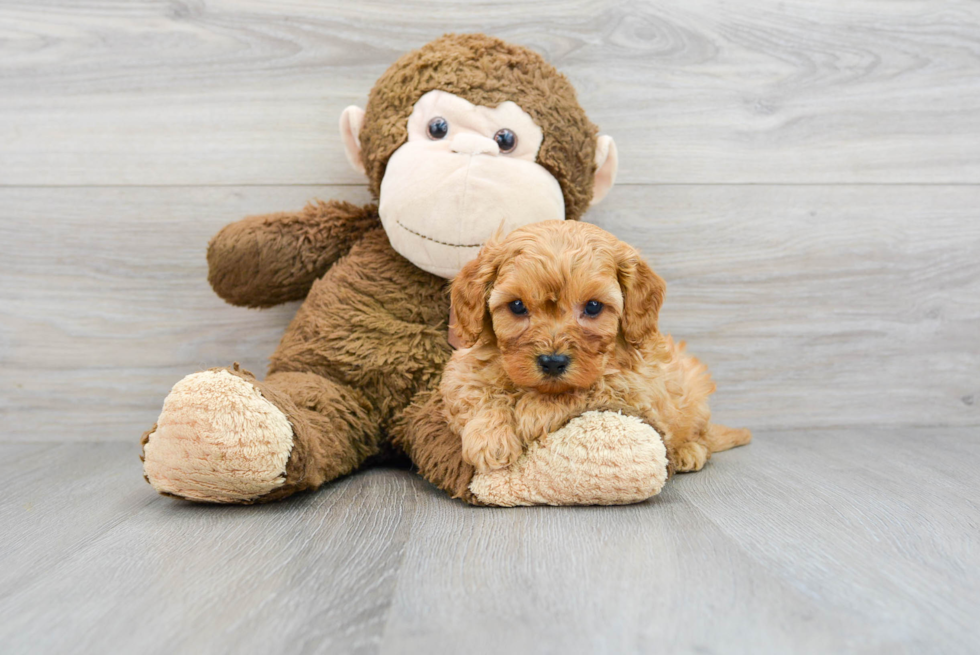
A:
[494,128,517,153]
[427,117,449,140]
[508,299,528,316]
[584,300,604,317]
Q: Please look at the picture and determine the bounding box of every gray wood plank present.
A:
[2,1,979,185]
[379,426,980,655]
[684,427,980,652]
[0,442,156,595]
[380,489,869,654]
[1,429,977,654]
[0,444,422,655]
[0,185,369,442]
[1,184,977,442]
[591,184,980,432]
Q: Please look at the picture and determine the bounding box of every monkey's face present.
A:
[377,90,566,278]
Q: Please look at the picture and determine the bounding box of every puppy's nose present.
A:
[537,353,570,377]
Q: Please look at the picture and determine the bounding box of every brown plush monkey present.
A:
[141,33,669,506]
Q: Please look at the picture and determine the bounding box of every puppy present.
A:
[441,220,751,474]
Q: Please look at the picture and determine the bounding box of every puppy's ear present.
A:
[451,244,500,348]
[618,246,667,347]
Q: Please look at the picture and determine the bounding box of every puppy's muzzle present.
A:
[537,353,570,377]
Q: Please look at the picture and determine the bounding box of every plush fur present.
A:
[467,411,669,507]
[442,221,752,474]
[210,225,459,501]
[208,201,381,309]
[361,33,599,222]
[142,368,294,502]
[141,34,673,505]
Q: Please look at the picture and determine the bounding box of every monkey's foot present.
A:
[142,369,294,503]
[468,411,669,507]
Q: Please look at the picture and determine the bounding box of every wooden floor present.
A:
[2,1,979,653]
[1,428,978,654]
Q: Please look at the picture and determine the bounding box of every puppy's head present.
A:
[451,221,666,393]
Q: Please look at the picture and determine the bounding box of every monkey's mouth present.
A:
[395,219,484,249]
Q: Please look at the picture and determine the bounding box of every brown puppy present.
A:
[442,221,751,474]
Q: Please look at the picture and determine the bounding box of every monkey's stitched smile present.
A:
[395,219,484,249]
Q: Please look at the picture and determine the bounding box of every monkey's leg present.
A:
[391,389,479,503]
[393,391,669,507]
[142,366,381,503]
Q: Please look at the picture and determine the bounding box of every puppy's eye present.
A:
[494,128,517,153]
[584,300,604,317]
[427,117,449,140]
[508,299,528,316]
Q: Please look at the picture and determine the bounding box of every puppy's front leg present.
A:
[461,409,522,474]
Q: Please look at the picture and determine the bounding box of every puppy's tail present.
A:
[705,423,752,454]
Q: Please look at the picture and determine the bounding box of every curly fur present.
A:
[442,221,751,473]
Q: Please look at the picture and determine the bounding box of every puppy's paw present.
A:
[670,441,709,473]
[462,423,523,473]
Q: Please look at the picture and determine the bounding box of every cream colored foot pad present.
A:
[468,411,668,507]
[143,370,293,503]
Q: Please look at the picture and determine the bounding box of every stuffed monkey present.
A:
[141,33,669,506]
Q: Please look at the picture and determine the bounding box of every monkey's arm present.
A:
[207,200,380,308]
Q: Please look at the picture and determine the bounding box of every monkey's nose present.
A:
[537,354,570,377]
[450,133,500,156]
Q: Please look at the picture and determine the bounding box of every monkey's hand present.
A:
[207,200,380,308]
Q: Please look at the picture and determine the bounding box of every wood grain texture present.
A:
[1,429,977,654]
[382,427,980,654]
[0,443,419,654]
[1,184,977,442]
[590,184,980,431]
[2,0,979,185]
[2,4,978,654]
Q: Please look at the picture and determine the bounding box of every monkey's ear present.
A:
[450,247,499,348]
[339,106,366,175]
[618,247,667,347]
[590,135,619,207]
